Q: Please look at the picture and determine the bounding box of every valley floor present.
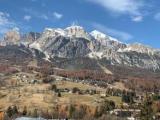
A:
[0,66,159,120]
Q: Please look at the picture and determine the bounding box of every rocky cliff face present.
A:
[1,25,160,71]
[41,36,91,58]
[3,29,20,45]
[30,26,92,58]
[21,32,41,45]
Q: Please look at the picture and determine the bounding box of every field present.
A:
[0,74,123,114]
[56,80,105,91]
[0,72,126,118]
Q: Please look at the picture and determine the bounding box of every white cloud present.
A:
[87,0,145,22]
[53,12,63,19]
[154,13,160,21]
[132,16,143,22]
[24,8,63,21]
[0,12,17,34]
[12,27,20,32]
[92,22,133,41]
[24,8,48,20]
[24,15,32,21]
[0,12,10,25]
[40,14,49,20]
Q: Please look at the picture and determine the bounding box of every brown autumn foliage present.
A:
[123,77,160,92]
[54,69,114,81]
[0,65,18,74]
[21,65,160,92]
[0,111,4,120]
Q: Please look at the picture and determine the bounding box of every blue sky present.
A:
[0,0,160,48]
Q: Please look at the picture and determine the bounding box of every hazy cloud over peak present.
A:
[86,0,145,22]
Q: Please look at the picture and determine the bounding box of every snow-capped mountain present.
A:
[118,43,157,55]
[1,25,160,71]
[90,30,107,39]
[65,25,91,39]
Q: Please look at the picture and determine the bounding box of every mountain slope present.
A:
[1,25,160,71]
[0,45,46,66]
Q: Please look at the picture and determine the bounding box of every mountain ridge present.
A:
[0,25,160,71]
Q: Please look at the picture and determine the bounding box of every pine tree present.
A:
[69,104,75,118]
[6,106,13,118]
[22,106,27,116]
[51,84,57,92]
[12,106,18,115]
[140,94,154,120]
[33,109,38,118]
[94,106,101,118]
[58,92,61,97]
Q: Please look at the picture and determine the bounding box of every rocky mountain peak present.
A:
[21,32,41,44]
[64,25,91,39]
[90,30,107,39]
[65,25,84,31]
[3,28,20,45]
[43,28,65,37]
[1,25,160,71]
[118,43,156,55]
